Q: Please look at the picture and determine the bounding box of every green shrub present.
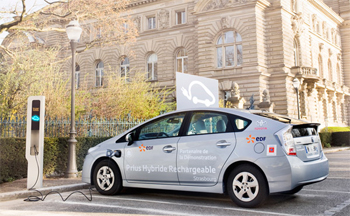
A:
[324,143,331,148]
[319,132,332,148]
[0,137,111,183]
[320,127,350,133]
[0,138,27,183]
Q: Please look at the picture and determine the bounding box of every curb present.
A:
[0,183,90,202]
[323,147,350,154]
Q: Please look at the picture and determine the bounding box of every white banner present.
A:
[176,72,218,110]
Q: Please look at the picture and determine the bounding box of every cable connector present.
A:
[106,149,121,158]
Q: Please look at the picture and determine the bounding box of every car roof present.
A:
[164,107,313,125]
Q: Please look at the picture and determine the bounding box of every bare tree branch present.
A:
[43,0,69,5]
[0,45,16,59]
[10,26,66,32]
[0,0,26,33]
[39,11,72,18]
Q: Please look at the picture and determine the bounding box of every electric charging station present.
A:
[26,96,45,189]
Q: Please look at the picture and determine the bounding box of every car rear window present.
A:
[292,127,317,137]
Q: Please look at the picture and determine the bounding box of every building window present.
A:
[216,31,242,68]
[147,53,157,80]
[176,48,188,73]
[335,33,338,45]
[121,57,130,82]
[318,55,323,77]
[123,22,129,33]
[328,59,332,81]
[293,38,300,66]
[96,27,102,39]
[148,16,156,29]
[95,61,104,87]
[176,11,186,25]
[336,63,341,84]
[291,0,297,13]
[75,64,80,89]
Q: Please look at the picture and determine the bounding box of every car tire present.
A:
[93,159,123,195]
[227,164,268,208]
[282,185,303,194]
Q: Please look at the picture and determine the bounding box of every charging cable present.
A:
[24,145,93,202]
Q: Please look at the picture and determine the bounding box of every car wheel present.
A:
[282,185,303,194]
[93,159,122,195]
[227,164,268,208]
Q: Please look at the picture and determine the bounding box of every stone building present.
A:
[4,0,350,127]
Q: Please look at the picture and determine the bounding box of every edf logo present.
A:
[256,137,266,141]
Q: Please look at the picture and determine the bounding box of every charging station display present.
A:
[31,100,40,130]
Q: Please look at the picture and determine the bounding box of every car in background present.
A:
[82,108,329,207]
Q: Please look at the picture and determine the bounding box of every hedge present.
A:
[0,137,110,183]
[319,131,350,147]
[320,127,350,133]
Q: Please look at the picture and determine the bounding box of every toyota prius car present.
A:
[82,108,329,207]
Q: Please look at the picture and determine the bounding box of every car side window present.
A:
[234,117,251,131]
[186,112,230,135]
[138,113,185,140]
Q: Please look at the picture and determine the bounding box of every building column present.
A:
[321,89,329,127]
[307,82,318,122]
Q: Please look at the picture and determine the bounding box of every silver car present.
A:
[82,108,329,207]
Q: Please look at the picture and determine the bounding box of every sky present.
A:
[0,0,50,43]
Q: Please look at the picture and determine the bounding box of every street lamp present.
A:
[292,78,301,120]
[65,20,82,178]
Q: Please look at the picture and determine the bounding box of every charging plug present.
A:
[106,149,121,158]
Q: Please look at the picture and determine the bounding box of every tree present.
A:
[0,36,72,119]
[1,0,138,56]
[90,71,173,119]
[0,0,173,121]
[0,39,173,121]
[1,0,137,39]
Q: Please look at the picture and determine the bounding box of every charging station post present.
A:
[26,96,45,189]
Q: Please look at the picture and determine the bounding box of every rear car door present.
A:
[124,113,185,184]
[177,111,236,186]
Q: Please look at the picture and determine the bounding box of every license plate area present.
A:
[304,143,319,158]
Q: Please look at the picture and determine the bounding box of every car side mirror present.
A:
[126,133,134,146]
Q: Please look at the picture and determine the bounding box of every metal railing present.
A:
[0,115,147,138]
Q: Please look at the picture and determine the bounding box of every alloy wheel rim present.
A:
[97,166,115,191]
[232,171,259,202]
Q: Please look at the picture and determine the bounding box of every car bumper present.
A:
[82,154,94,184]
[256,152,329,193]
[288,151,329,189]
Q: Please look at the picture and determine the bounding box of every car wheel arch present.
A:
[90,157,122,186]
[222,161,269,195]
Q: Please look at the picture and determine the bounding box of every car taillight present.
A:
[275,126,297,156]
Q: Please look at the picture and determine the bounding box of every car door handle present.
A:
[163,146,176,152]
[216,141,231,146]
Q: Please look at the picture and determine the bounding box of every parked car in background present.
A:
[82,108,329,207]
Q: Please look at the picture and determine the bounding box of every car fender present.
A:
[84,142,127,184]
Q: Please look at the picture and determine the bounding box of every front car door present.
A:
[124,113,185,184]
[177,111,236,186]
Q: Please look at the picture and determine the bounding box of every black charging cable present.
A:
[24,145,93,202]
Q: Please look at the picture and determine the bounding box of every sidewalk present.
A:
[0,177,89,201]
[0,147,349,202]
[323,146,350,154]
